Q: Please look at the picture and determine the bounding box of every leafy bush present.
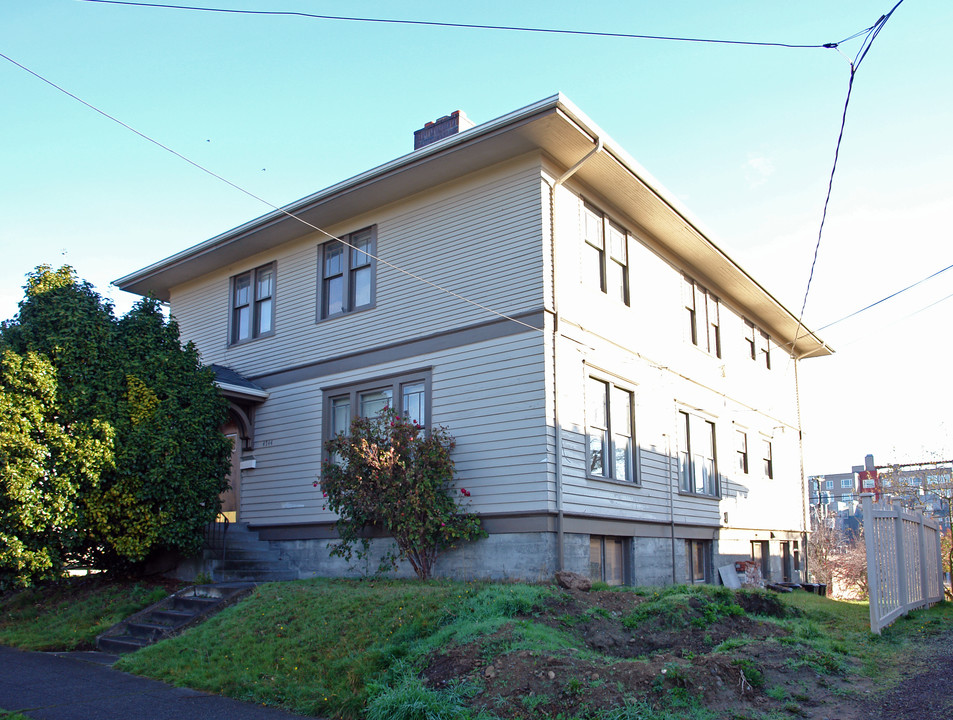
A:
[321,409,486,579]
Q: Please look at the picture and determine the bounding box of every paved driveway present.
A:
[0,646,316,719]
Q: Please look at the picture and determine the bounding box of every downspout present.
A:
[795,356,808,581]
[547,137,603,571]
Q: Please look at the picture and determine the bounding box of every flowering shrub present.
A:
[320,409,485,579]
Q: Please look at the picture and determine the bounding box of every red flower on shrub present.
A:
[460,488,471,497]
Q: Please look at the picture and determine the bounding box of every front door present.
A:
[220,421,241,522]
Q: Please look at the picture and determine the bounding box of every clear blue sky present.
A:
[2,0,951,474]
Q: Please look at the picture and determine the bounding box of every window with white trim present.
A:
[583,204,629,305]
[677,411,718,496]
[840,477,853,489]
[759,330,772,369]
[586,376,636,483]
[230,262,275,345]
[320,226,376,319]
[683,277,720,357]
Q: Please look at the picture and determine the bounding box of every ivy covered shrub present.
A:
[321,409,485,579]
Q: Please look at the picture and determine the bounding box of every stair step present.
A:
[98,635,151,654]
[173,596,222,612]
[151,609,195,624]
[125,621,171,640]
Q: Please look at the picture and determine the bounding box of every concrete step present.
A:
[98,635,151,654]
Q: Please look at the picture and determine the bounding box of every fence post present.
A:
[917,511,928,604]
[893,499,909,613]
[861,494,881,633]
[938,522,946,600]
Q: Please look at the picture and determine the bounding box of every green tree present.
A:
[321,409,485,579]
[0,266,231,583]
[0,349,113,588]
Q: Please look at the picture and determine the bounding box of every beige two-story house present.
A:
[116,94,830,585]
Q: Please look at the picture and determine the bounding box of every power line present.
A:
[817,262,953,332]
[80,0,856,50]
[0,50,544,334]
[791,0,905,350]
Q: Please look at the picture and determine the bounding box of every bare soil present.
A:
[423,588,880,719]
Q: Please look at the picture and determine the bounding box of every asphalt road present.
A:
[0,645,316,719]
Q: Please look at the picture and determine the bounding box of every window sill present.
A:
[677,490,721,500]
[228,331,275,348]
[587,474,641,488]
[316,303,376,324]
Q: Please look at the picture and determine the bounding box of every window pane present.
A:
[584,208,604,249]
[234,273,251,307]
[256,266,273,299]
[588,378,607,428]
[589,537,604,581]
[608,224,626,263]
[351,231,372,267]
[256,297,273,335]
[608,260,626,304]
[352,266,372,308]
[613,434,632,482]
[324,243,344,276]
[584,243,604,292]
[331,397,351,435]
[326,276,344,316]
[590,433,606,476]
[402,382,426,426]
[605,538,624,586]
[360,389,393,418]
[235,305,251,342]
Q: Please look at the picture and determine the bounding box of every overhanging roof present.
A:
[115,93,830,359]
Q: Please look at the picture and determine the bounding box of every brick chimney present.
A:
[413,110,475,150]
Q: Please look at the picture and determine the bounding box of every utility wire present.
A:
[817,262,953,332]
[791,0,904,350]
[80,0,857,50]
[0,50,544,334]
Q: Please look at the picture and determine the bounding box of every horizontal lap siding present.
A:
[239,332,552,525]
[170,158,546,377]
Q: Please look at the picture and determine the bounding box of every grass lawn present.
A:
[3,576,953,719]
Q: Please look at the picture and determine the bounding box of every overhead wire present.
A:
[80,0,855,50]
[816,262,953,332]
[0,51,544,334]
[9,3,906,348]
[791,0,905,352]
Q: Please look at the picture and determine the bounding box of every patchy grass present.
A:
[6,577,953,720]
[0,576,175,651]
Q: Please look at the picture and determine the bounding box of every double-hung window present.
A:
[683,277,720,357]
[230,263,275,344]
[326,371,430,442]
[586,377,636,483]
[320,226,376,319]
[583,204,629,305]
[736,430,749,475]
[677,411,718,496]
[762,439,774,479]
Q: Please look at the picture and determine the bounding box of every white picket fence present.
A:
[861,493,944,634]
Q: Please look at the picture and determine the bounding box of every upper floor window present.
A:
[824,479,834,490]
[759,330,772,369]
[677,410,718,496]
[683,278,720,357]
[583,204,629,305]
[586,376,636,483]
[840,477,853,489]
[320,226,376,319]
[736,430,749,475]
[762,439,774,479]
[230,262,275,345]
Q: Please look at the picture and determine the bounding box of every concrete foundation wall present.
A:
[271,532,589,583]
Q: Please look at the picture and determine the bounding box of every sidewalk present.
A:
[0,646,317,719]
